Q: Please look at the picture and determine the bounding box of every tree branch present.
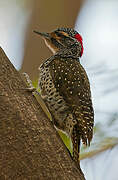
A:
[80,138,118,160]
[0,47,85,180]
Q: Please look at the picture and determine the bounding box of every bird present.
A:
[34,27,94,166]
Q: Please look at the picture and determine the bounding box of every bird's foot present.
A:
[22,72,40,96]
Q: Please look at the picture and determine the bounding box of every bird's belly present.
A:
[39,66,69,131]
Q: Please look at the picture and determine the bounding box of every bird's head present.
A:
[34,27,84,58]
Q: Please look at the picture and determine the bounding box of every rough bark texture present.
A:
[0,47,85,180]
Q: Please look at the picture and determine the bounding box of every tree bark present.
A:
[0,47,85,180]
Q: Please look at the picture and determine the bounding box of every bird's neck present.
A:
[56,44,81,59]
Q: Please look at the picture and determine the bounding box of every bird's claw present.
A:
[22,72,40,96]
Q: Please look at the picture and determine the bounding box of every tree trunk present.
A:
[0,47,85,180]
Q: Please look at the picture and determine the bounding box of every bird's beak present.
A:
[33,30,50,39]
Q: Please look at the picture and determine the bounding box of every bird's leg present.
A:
[22,72,40,96]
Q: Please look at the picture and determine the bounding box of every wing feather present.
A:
[49,57,94,145]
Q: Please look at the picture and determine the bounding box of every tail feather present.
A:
[71,125,80,165]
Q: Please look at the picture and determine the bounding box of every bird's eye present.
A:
[56,31,69,39]
[55,31,63,37]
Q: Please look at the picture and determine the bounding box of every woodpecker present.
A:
[34,28,94,165]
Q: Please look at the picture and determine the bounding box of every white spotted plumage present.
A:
[36,27,94,165]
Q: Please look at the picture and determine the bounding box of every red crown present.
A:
[74,33,84,57]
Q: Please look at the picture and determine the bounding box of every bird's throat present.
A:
[44,39,58,55]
